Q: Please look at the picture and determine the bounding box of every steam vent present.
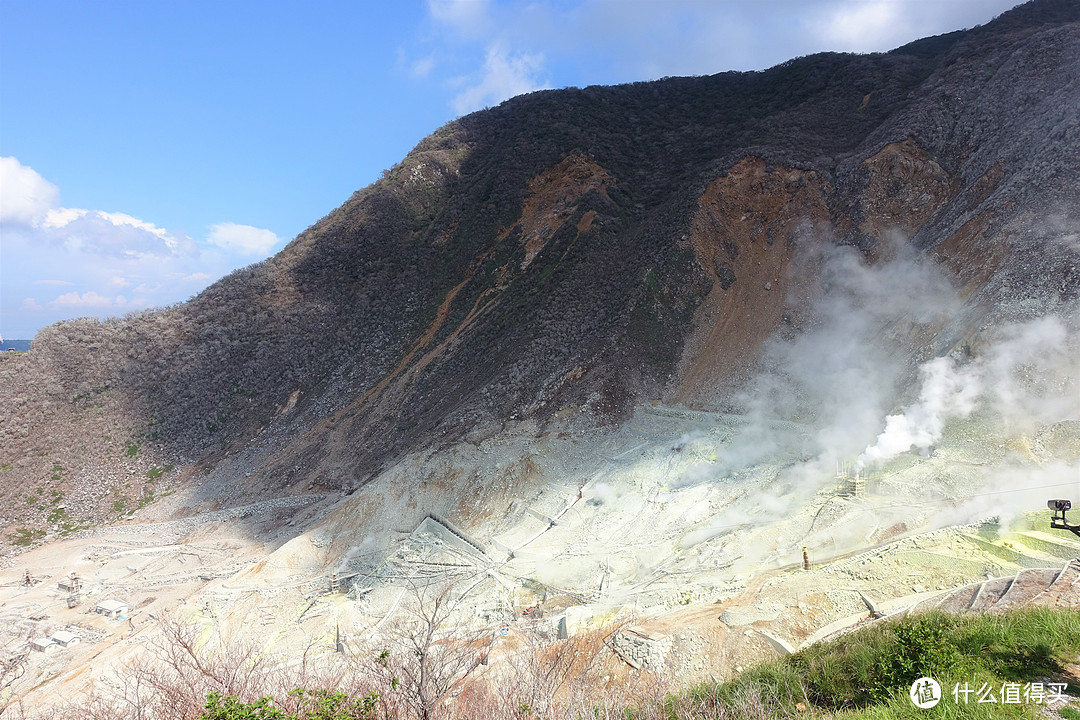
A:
[2,1,1079,717]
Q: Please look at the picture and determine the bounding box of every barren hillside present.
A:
[1,2,1079,716]
[2,0,1077,539]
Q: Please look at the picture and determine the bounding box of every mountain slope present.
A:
[1,0,1078,544]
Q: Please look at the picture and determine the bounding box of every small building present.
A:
[57,577,80,592]
[94,599,129,619]
[30,637,56,653]
[51,630,80,648]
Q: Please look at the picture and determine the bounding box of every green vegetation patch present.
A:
[9,528,45,546]
[146,464,174,480]
[199,688,380,720]
[59,521,91,537]
[125,441,140,458]
[664,609,1080,720]
[1060,706,1080,720]
[138,488,156,509]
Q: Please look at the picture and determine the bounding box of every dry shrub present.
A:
[13,597,773,720]
[28,617,382,720]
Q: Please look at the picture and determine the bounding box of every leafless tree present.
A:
[490,625,613,719]
[368,575,489,720]
[0,632,32,719]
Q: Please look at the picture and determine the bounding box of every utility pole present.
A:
[66,571,82,608]
[335,622,345,653]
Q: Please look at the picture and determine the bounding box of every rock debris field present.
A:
[2,405,1079,714]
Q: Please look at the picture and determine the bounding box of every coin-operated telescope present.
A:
[1048,499,1080,538]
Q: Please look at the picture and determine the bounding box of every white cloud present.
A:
[411,55,436,78]
[569,0,755,79]
[452,44,549,115]
[417,0,1020,113]
[47,290,121,309]
[97,211,173,242]
[0,159,191,262]
[131,281,162,295]
[41,209,196,260]
[814,0,912,52]
[0,156,60,226]
[1,156,286,338]
[207,222,282,256]
[45,208,177,250]
[42,207,88,228]
[428,0,493,40]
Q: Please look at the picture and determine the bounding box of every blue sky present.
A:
[1,0,1019,339]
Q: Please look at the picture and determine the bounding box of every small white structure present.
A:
[30,637,56,653]
[51,630,80,648]
[94,599,129,619]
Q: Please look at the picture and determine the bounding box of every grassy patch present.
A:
[146,464,174,480]
[46,506,66,523]
[10,528,45,546]
[59,521,91,537]
[0,464,11,471]
[125,441,140,458]
[668,609,1080,720]
[199,689,381,720]
[138,488,156,509]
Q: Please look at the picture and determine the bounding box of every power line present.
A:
[868,480,1080,511]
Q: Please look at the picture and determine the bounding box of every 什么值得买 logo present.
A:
[910,677,941,709]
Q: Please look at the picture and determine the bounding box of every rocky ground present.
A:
[2,401,1078,716]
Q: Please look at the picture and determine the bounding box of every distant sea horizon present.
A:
[0,339,31,351]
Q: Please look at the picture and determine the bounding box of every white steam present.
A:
[981,315,1079,431]
[673,235,1079,559]
[858,315,1080,470]
[715,238,962,477]
[858,355,980,468]
[932,460,1080,530]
